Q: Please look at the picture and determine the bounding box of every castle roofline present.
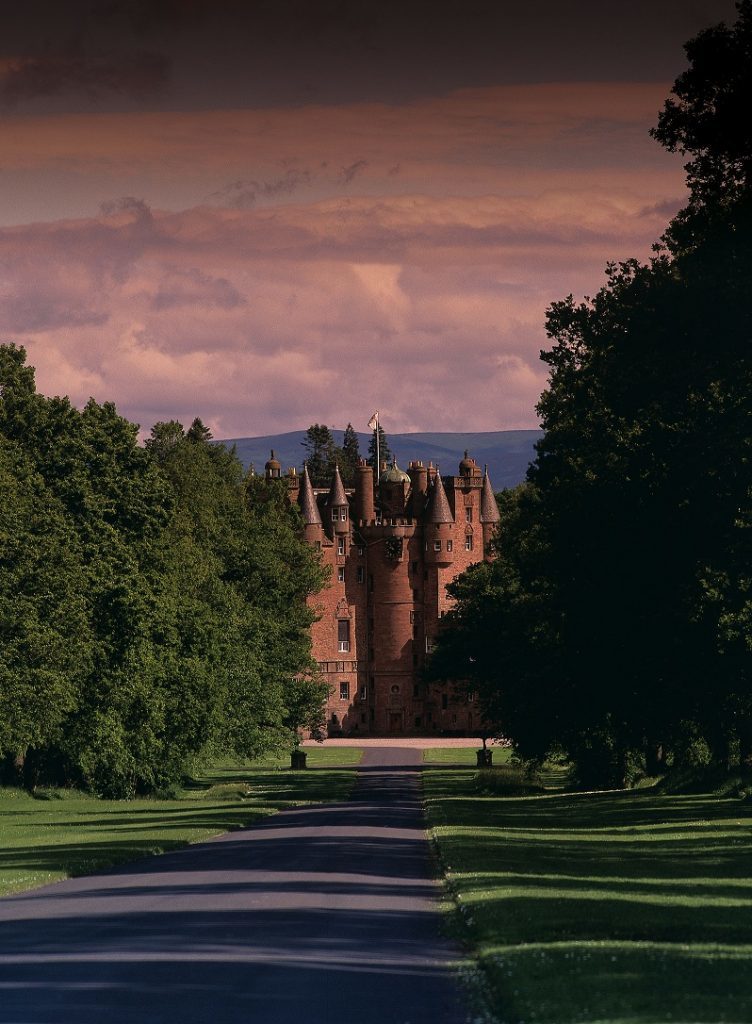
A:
[327,462,348,507]
[425,469,454,524]
[299,464,322,525]
[480,466,501,523]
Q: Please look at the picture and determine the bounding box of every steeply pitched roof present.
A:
[480,467,501,523]
[299,464,322,525]
[327,462,348,507]
[425,471,454,524]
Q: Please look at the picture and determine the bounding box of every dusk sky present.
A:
[0,0,738,438]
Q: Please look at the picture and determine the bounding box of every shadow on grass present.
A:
[425,766,752,1023]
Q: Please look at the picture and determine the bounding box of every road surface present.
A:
[0,747,469,1023]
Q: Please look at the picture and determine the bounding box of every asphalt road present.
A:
[0,747,469,1024]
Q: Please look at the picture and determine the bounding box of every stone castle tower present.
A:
[267,449,500,736]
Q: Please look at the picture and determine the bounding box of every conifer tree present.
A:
[339,423,360,485]
[367,424,392,471]
[302,423,336,486]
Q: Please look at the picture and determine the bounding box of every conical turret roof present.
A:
[480,467,501,524]
[299,464,322,526]
[425,470,454,524]
[327,462,348,507]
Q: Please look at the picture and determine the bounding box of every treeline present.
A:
[302,422,392,486]
[432,3,752,786]
[0,347,326,797]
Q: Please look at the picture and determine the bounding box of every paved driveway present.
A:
[0,747,468,1023]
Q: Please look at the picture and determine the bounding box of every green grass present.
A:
[0,746,362,897]
[423,766,752,1024]
[423,746,514,766]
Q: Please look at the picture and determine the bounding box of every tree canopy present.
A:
[0,349,327,796]
[430,1,752,786]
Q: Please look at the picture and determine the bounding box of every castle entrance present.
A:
[389,711,403,733]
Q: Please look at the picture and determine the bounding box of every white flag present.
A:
[367,411,379,430]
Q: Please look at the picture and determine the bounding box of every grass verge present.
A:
[0,746,362,898]
[423,764,752,1024]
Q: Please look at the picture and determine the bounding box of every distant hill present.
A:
[217,429,543,490]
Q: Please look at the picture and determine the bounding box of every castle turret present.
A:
[299,464,323,545]
[424,470,454,566]
[327,463,350,536]
[407,460,428,518]
[379,459,410,517]
[265,449,281,479]
[459,450,482,479]
[480,466,501,558]
[355,458,375,523]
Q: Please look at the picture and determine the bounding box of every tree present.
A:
[339,423,360,485]
[430,1,752,786]
[367,424,392,471]
[651,0,752,245]
[302,423,337,486]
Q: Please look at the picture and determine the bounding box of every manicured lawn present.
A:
[423,766,752,1023]
[0,746,362,898]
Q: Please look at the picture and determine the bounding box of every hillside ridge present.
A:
[217,428,542,490]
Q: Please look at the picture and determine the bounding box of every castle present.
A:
[264,450,500,736]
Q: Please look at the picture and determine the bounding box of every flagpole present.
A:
[368,411,380,475]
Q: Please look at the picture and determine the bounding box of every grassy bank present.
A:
[423,765,752,1024]
[0,746,362,898]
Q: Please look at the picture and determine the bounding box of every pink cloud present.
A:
[0,179,678,436]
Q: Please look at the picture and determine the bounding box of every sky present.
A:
[0,0,739,438]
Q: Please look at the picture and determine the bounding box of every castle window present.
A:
[465,506,473,523]
[412,653,418,667]
[358,545,365,556]
[337,566,345,582]
[442,693,448,710]
[433,540,441,552]
[465,535,473,551]
[341,507,348,521]
[315,541,321,550]
[360,713,366,723]
[410,610,416,623]
[447,540,453,552]
[425,637,436,654]
[339,681,350,700]
[337,537,346,555]
[357,566,364,583]
[451,713,457,724]
[361,684,367,698]
[390,684,400,694]
[414,716,422,728]
[368,574,374,591]
[337,619,350,653]
[332,507,339,521]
